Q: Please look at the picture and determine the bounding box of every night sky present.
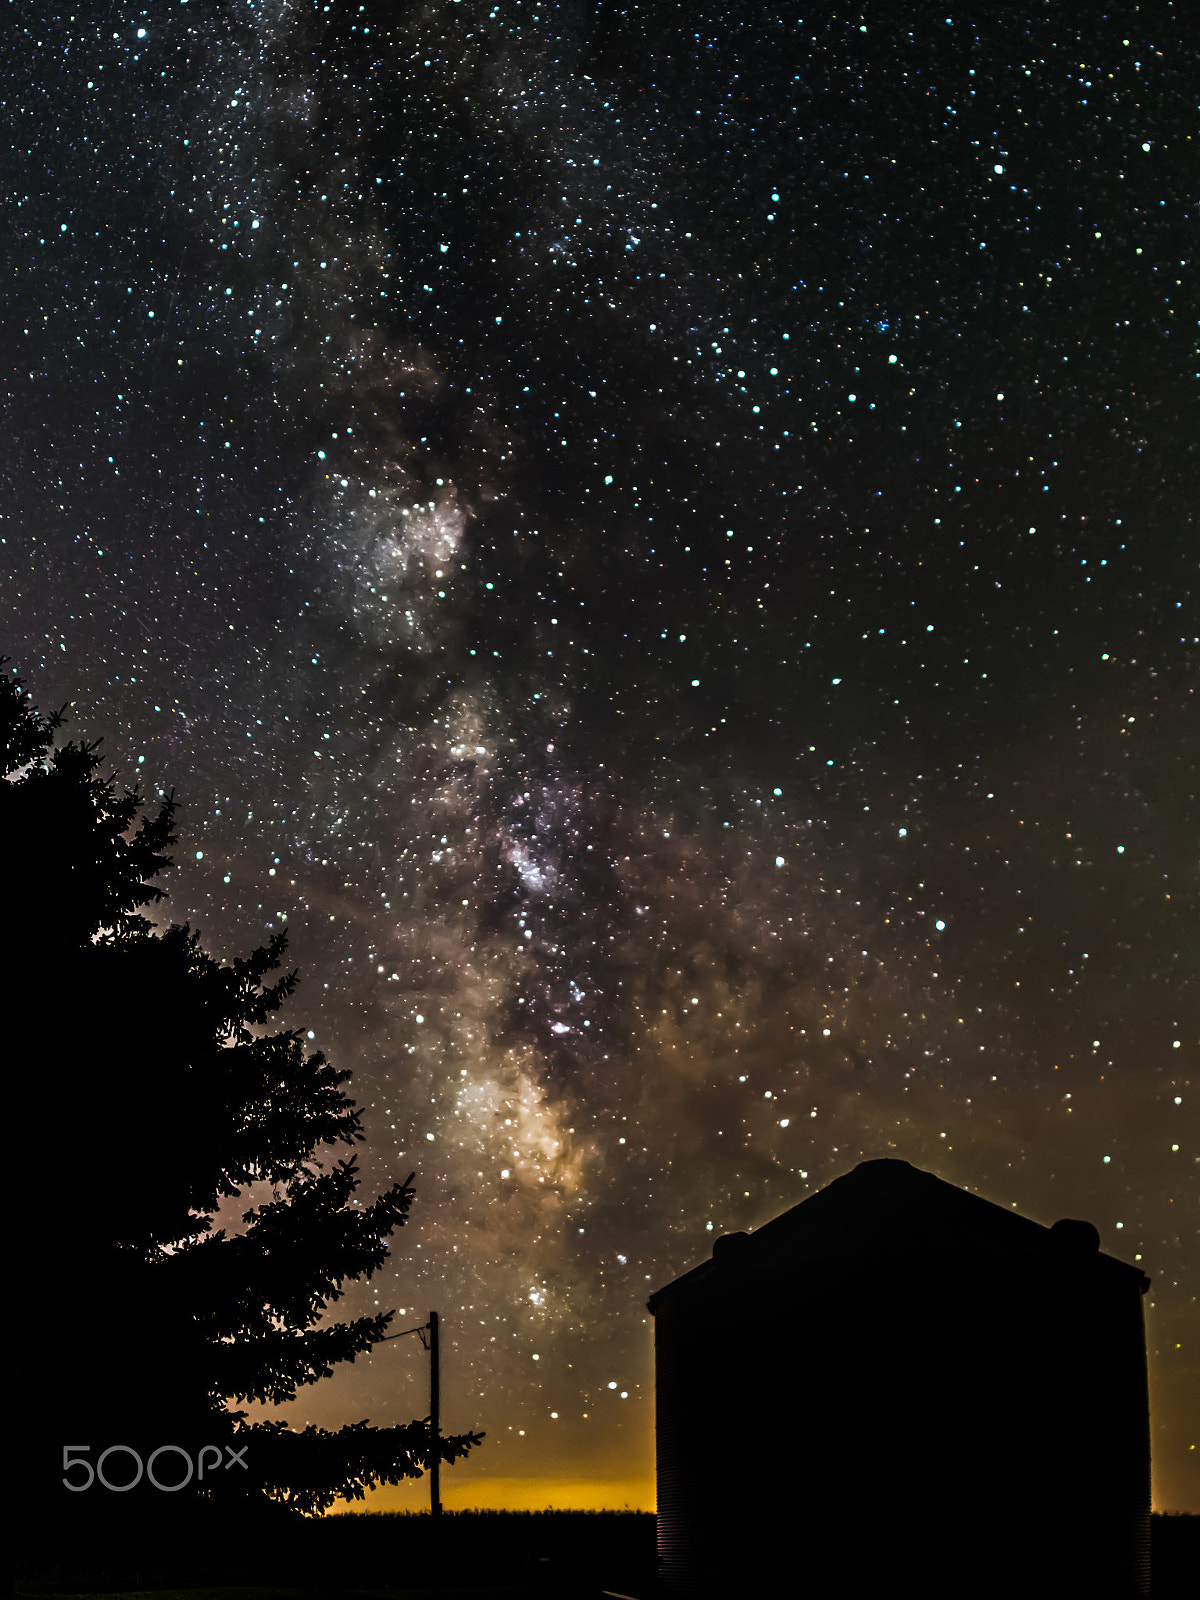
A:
[4,0,1196,1513]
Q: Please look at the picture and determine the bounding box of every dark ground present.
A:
[13,1508,1198,1599]
[13,1508,652,1600]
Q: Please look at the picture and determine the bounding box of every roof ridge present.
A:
[647,1159,1150,1311]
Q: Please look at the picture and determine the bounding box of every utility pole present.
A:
[376,1306,445,1596]
[376,1307,443,1516]
[428,1309,441,1518]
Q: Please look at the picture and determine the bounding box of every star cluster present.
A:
[3,0,1195,1512]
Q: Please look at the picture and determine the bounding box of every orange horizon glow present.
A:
[320,1481,1192,1517]
[324,1475,657,1515]
[316,1474,1196,1518]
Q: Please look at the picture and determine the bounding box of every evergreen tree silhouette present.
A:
[5,663,482,1532]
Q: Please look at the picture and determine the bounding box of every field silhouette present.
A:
[13,1507,1198,1599]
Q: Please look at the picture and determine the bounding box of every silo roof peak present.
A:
[647,1157,1150,1311]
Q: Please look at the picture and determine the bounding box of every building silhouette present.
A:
[647,1158,1151,1599]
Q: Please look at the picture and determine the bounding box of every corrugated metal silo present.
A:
[647,1158,1151,1600]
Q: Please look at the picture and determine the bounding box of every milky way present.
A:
[4,1,1196,1511]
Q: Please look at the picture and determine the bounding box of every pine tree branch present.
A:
[177,1166,415,1344]
[233,1419,486,1516]
[211,1311,400,1403]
